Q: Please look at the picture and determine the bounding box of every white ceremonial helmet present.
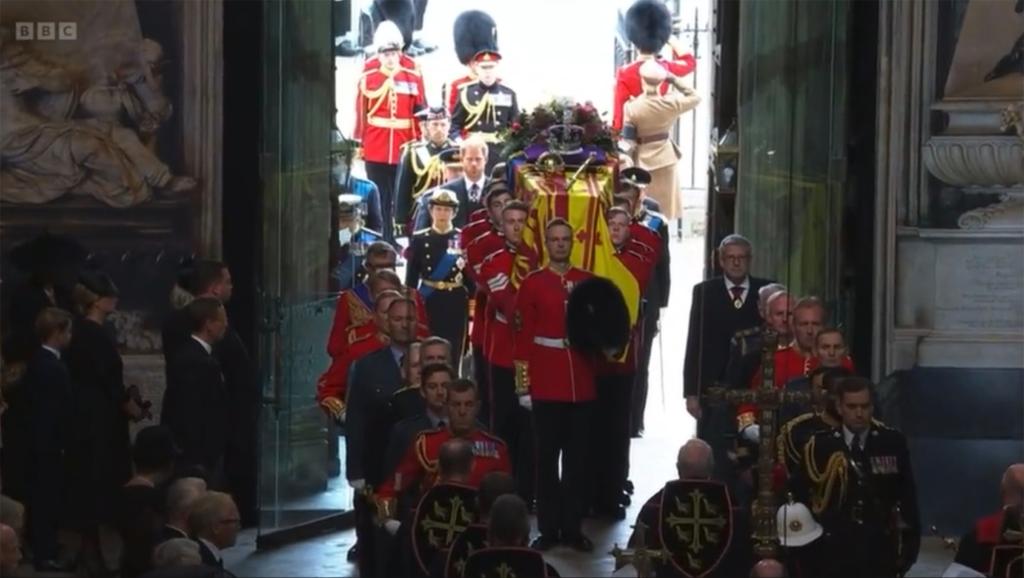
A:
[372,21,403,53]
[776,501,823,547]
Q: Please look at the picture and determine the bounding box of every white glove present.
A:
[349,479,366,491]
[518,395,533,410]
[384,520,401,535]
[742,424,761,443]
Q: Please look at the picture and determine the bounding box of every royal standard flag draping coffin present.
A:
[510,159,640,327]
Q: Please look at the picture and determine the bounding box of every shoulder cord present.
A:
[460,87,495,130]
[803,435,847,515]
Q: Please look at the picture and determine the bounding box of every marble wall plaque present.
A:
[934,243,1024,331]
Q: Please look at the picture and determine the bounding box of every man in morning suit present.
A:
[683,234,771,481]
[161,298,229,486]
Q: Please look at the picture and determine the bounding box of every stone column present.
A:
[180,0,224,257]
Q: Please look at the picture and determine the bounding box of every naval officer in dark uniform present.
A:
[793,377,920,578]
[394,107,456,237]
[405,189,471,359]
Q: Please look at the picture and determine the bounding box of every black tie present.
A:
[469,183,480,203]
[850,436,867,471]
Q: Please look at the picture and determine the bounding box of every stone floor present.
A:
[218,434,956,577]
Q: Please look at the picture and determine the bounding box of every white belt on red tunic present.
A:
[533,336,568,349]
[494,311,508,324]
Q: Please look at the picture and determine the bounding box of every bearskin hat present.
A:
[453,10,498,65]
[377,0,415,49]
[566,277,631,357]
[626,0,672,54]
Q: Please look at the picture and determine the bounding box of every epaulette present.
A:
[481,246,506,264]
[398,66,422,78]
[782,412,817,433]
[522,268,546,282]
[870,417,890,429]
[391,384,419,398]
[468,230,500,250]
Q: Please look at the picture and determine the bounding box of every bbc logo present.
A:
[15,22,77,41]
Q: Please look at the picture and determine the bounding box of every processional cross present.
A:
[610,522,669,578]
[701,330,819,559]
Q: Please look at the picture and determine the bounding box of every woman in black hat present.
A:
[65,271,146,572]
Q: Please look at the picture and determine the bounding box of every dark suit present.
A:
[196,539,224,569]
[158,524,189,543]
[160,306,191,367]
[412,177,489,230]
[683,276,770,484]
[161,338,228,484]
[25,346,72,563]
[345,345,405,578]
[683,276,770,399]
[214,328,259,525]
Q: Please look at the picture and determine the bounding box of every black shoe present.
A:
[565,533,594,553]
[334,38,363,58]
[530,534,559,551]
[411,39,437,53]
[346,543,359,562]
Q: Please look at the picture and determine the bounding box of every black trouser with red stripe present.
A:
[364,161,397,242]
[490,364,535,504]
[533,400,593,539]
[592,373,634,509]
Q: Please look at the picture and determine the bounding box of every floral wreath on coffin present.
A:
[498,98,618,160]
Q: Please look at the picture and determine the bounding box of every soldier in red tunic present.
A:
[355,19,426,242]
[374,379,511,519]
[463,182,514,418]
[448,10,498,116]
[317,289,404,419]
[514,219,596,552]
[321,244,430,417]
[613,0,696,132]
[590,207,659,519]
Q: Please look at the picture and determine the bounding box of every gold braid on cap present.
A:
[804,436,847,516]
